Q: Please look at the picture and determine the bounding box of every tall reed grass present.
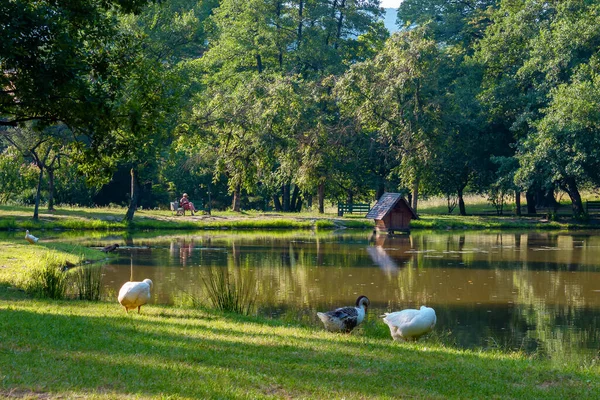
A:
[71,265,103,301]
[200,267,256,315]
[25,253,68,299]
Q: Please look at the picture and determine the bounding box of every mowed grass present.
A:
[0,205,374,231]
[1,300,599,400]
[0,239,106,297]
[0,203,591,233]
[0,240,599,399]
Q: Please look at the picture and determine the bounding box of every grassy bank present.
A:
[0,299,598,399]
[1,232,599,398]
[0,239,106,298]
[0,205,595,232]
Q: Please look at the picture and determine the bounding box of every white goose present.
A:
[118,279,153,313]
[25,230,39,244]
[317,295,370,333]
[381,306,437,341]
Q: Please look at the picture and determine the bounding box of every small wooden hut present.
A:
[366,193,418,234]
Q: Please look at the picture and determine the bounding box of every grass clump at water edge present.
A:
[71,264,104,301]
[24,253,69,300]
[197,267,256,315]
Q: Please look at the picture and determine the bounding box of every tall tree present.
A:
[194,0,385,212]
[0,0,147,130]
[477,0,600,215]
[336,27,442,211]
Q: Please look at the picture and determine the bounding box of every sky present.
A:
[380,0,402,8]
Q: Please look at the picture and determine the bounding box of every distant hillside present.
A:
[383,8,399,33]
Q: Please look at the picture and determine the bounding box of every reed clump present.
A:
[200,267,256,315]
[25,253,68,299]
[71,265,103,301]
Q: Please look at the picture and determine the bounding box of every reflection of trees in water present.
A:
[102,232,600,362]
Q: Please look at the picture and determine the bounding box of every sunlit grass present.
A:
[0,299,597,399]
[0,239,105,296]
[0,235,598,398]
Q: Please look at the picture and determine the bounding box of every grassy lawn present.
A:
[1,298,599,399]
[1,237,599,399]
[1,203,596,232]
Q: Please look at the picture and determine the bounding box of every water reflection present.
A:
[366,234,413,274]
[12,229,599,363]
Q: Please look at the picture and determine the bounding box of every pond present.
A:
[22,230,600,363]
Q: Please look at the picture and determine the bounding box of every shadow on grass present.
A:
[0,304,598,399]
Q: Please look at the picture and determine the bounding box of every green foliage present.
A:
[25,254,68,300]
[398,0,498,47]
[0,147,38,204]
[0,0,143,130]
[336,26,441,196]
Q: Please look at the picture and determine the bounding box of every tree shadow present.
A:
[0,305,597,399]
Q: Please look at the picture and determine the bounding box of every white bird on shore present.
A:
[317,295,370,333]
[381,306,437,341]
[25,230,39,244]
[118,279,153,313]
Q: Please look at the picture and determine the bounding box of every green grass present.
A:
[0,299,598,399]
[0,239,106,296]
[2,200,600,235]
[0,205,359,231]
[0,230,599,398]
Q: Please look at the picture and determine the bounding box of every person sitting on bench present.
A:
[180,193,197,215]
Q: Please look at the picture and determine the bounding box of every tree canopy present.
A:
[3,0,600,218]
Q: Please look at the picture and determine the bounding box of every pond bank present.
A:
[0,205,595,232]
[1,236,599,398]
[0,295,598,399]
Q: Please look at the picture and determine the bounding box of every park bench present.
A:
[586,200,600,214]
[171,199,206,216]
[337,202,371,216]
[170,201,185,216]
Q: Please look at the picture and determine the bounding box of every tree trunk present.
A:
[526,190,536,214]
[411,178,419,212]
[206,181,212,215]
[290,185,300,212]
[376,183,385,200]
[125,167,140,222]
[318,182,325,214]
[232,182,241,212]
[536,188,559,209]
[294,194,303,212]
[515,190,521,216]
[256,53,263,74]
[333,0,346,49]
[33,167,43,221]
[297,0,304,49]
[561,178,584,216]
[273,194,283,211]
[458,187,466,216]
[346,190,353,205]
[283,183,291,212]
[275,1,283,68]
[47,168,55,211]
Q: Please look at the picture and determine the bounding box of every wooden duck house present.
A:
[366,193,418,234]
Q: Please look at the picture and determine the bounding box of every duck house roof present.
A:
[366,193,418,220]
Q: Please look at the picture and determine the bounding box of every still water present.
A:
[58,230,600,362]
